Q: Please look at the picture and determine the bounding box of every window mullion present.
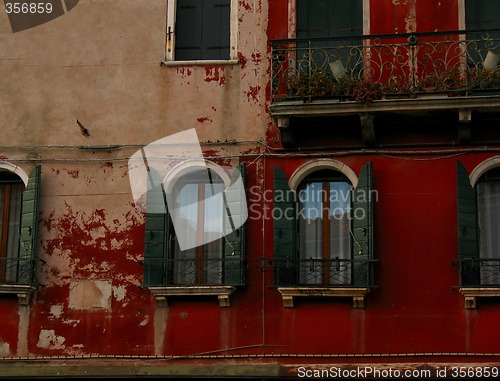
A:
[322,182,330,285]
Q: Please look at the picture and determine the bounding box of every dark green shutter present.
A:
[456,161,480,286]
[273,166,297,286]
[297,0,362,38]
[143,172,171,287]
[223,164,246,285]
[18,165,41,285]
[176,0,230,60]
[352,162,373,287]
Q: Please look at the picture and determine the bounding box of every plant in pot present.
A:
[351,80,383,104]
[287,70,338,99]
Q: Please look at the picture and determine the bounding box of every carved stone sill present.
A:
[148,286,236,308]
[459,287,500,309]
[277,287,370,308]
[0,284,36,305]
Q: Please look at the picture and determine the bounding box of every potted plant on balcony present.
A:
[350,80,383,104]
[287,70,339,99]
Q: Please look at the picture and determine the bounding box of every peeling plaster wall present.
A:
[0,0,269,357]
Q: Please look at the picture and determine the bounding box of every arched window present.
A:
[475,168,500,285]
[0,171,25,283]
[297,170,353,285]
[274,162,374,289]
[169,168,227,285]
[143,163,247,288]
[457,160,500,287]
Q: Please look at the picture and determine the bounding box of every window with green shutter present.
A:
[167,0,234,61]
[457,161,500,287]
[0,166,40,286]
[143,164,246,287]
[273,162,374,288]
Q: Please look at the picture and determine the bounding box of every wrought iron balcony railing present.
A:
[143,257,245,286]
[271,29,500,103]
[263,257,378,288]
[0,257,36,285]
[455,258,500,287]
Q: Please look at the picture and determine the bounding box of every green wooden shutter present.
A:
[352,162,373,287]
[143,172,171,287]
[456,161,480,286]
[273,166,297,286]
[297,0,362,38]
[17,165,41,285]
[176,0,230,60]
[202,0,230,60]
[223,163,246,285]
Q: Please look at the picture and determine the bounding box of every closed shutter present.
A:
[175,0,230,60]
[352,162,373,287]
[223,163,247,285]
[273,166,297,286]
[17,165,41,285]
[456,161,480,286]
[297,0,362,38]
[143,172,171,287]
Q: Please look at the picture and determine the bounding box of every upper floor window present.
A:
[143,163,246,287]
[273,162,374,288]
[166,0,238,62]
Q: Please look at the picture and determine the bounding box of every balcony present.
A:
[270,30,500,148]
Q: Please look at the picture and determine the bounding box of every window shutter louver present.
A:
[143,173,171,287]
[352,162,374,287]
[273,166,297,286]
[223,163,246,286]
[456,161,480,286]
[17,165,41,285]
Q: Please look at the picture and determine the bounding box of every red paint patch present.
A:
[239,0,252,11]
[0,155,7,160]
[197,117,212,124]
[245,85,261,103]
[238,52,247,69]
[204,67,226,86]
[66,170,79,179]
[176,67,192,77]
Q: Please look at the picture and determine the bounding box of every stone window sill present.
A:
[0,284,36,305]
[160,59,240,67]
[148,286,236,307]
[277,287,370,308]
[459,287,500,309]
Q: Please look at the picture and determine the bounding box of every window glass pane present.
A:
[5,183,23,282]
[171,169,225,285]
[477,179,500,285]
[329,181,352,285]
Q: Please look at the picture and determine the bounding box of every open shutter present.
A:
[457,161,480,286]
[143,173,170,287]
[18,165,41,285]
[223,163,246,285]
[273,166,297,286]
[352,162,373,287]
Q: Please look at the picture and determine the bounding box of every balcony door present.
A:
[295,0,363,76]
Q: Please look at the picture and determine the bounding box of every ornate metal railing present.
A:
[271,29,500,102]
[0,257,36,285]
[262,257,378,288]
[455,258,500,287]
[143,257,245,286]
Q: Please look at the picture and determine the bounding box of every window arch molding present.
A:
[469,156,500,187]
[288,159,358,191]
[0,161,29,186]
[162,159,232,195]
